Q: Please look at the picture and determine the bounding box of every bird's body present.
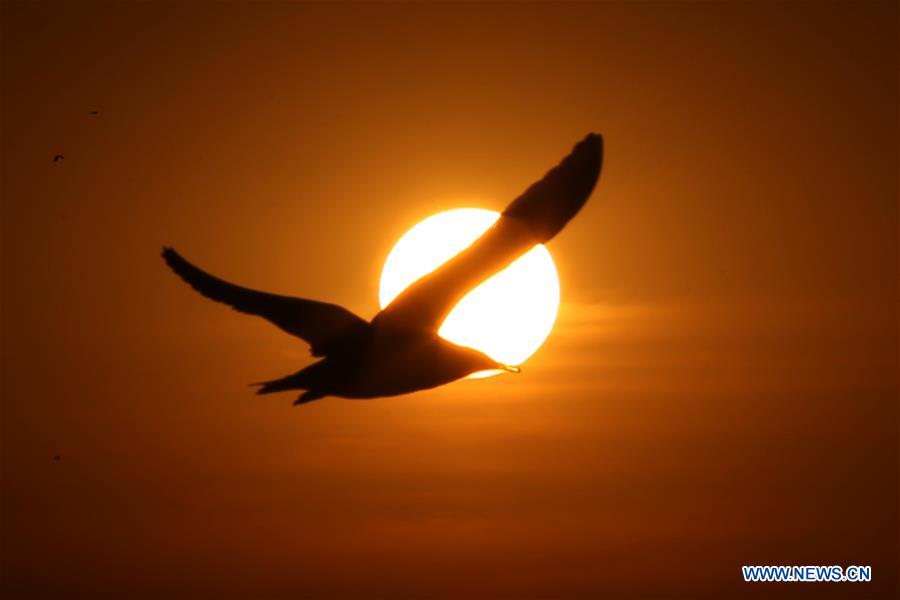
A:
[163,133,603,405]
[259,327,507,404]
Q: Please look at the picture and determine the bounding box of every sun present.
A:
[379,208,560,373]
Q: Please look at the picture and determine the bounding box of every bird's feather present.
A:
[161,247,367,355]
[376,133,602,333]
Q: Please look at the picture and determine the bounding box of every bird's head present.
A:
[435,338,520,381]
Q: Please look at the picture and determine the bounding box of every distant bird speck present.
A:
[53,454,61,463]
[52,154,64,162]
[89,110,99,115]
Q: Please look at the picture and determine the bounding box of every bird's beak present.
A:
[500,364,521,374]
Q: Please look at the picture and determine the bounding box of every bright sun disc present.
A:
[378,208,560,372]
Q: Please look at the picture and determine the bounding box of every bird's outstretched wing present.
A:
[162,247,367,356]
[376,133,602,333]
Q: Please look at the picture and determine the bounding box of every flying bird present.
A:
[163,133,603,405]
[52,154,64,162]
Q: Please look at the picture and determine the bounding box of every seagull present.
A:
[52,154,64,162]
[163,133,603,405]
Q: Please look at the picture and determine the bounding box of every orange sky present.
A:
[2,1,897,598]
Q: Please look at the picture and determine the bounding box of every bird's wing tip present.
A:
[583,132,603,148]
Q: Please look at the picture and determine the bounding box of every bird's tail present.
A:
[253,371,328,406]
[251,369,309,395]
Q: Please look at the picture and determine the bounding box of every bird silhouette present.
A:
[163,133,603,405]
[52,154,64,162]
